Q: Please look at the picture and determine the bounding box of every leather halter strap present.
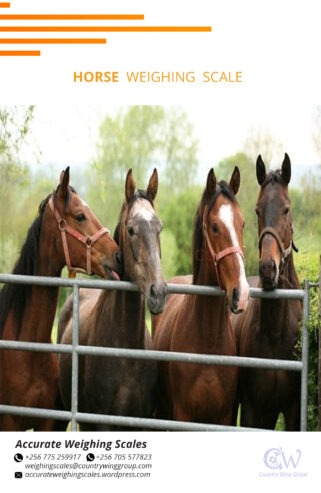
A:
[258,226,292,269]
[203,208,244,290]
[48,197,110,277]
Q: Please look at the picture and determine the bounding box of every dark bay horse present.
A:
[58,169,167,431]
[0,167,120,431]
[152,167,249,425]
[233,154,302,430]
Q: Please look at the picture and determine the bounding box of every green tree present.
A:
[243,125,283,165]
[87,106,199,232]
[0,106,34,271]
[161,186,202,276]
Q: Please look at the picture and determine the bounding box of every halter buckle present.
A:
[58,219,67,231]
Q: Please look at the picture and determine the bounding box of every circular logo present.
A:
[263,447,283,470]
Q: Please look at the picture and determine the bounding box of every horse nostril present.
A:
[232,288,240,309]
[260,259,276,279]
[148,281,167,314]
[259,258,278,290]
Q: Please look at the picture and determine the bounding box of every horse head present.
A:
[44,166,121,279]
[115,168,167,314]
[256,153,295,290]
[197,167,249,314]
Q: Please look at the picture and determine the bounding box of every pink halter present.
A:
[48,197,110,277]
[203,208,244,289]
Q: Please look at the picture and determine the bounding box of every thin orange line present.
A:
[0,50,40,56]
[0,2,11,7]
[0,14,144,20]
[0,26,212,32]
[0,38,106,44]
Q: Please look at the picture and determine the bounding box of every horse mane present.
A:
[0,185,75,338]
[260,169,287,188]
[192,180,236,284]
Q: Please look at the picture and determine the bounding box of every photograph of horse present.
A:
[0,167,121,431]
[152,167,249,425]
[233,153,302,430]
[58,168,167,431]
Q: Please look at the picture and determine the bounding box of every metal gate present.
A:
[0,273,311,431]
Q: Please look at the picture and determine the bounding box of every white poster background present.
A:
[0,0,320,490]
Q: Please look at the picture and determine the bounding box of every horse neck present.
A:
[8,224,62,343]
[92,236,146,349]
[95,289,146,349]
[260,253,300,340]
[193,252,229,348]
[283,252,300,289]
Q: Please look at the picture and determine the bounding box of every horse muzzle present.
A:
[227,283,249,314]
[147,281,167,314]
[259,258,279,290]
[102,250,123,280]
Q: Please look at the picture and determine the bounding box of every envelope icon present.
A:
[15,472,23,479]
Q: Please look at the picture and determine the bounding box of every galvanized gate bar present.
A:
[0,340,303,371]
[0,273,311,431]
[0,273,306,299]
[0,403,266,431]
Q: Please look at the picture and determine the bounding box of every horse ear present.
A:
[256,155,266,185]
[281,153,291,184]
[125,169,136,203]
[229,166,240,195]
[205,168,217,199]
[147,168,158,201]
[59,166,70,197]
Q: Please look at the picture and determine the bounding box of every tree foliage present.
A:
[87,106,199,232]
[0,106,34,271]
[160,186,202,276]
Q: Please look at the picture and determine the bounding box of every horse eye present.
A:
[127,226,135,237]
[255,208,259,215]
[211,223,219,233]
[284,207,289,215]
[76,213,86,222]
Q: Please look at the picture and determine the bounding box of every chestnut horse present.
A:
[58,169,167,431]
[233,154,302,430]
[152,167,249,425]
[0,167,120,431]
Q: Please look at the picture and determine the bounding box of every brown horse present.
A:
[233,154,302,430]
[0,167,120,431]
[152,167,249,425]
[58,169,167,431]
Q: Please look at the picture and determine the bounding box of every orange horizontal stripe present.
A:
[0,2,10,7]
[0,26,212,33]
[0,14,144,20]
[0,38,106,44]
[0,50,40,55]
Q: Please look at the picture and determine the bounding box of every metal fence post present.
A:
[70,283,79,431]
[300,280,310,431]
